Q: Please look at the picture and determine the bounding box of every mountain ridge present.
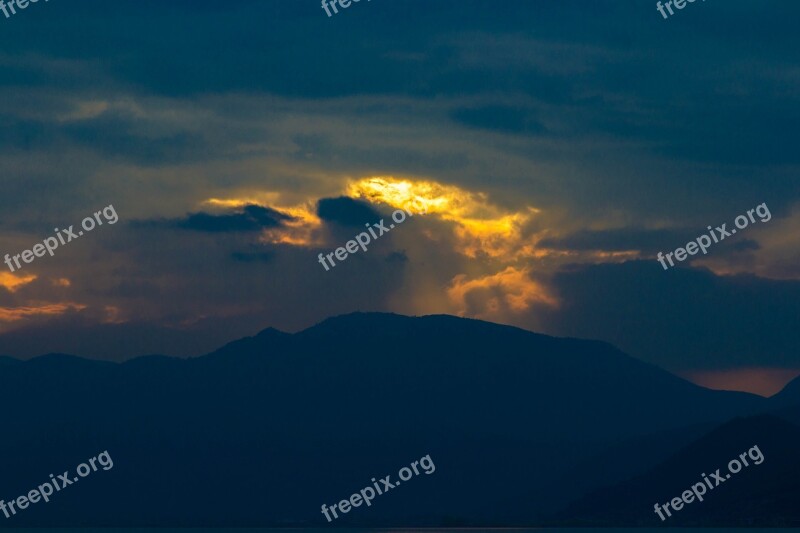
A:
[0,312,782,526]
[555,414,800,527]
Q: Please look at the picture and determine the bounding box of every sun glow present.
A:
[348,176,539,258]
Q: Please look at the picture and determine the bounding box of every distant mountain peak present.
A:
[255,326,291,338]
[207,325,291,359]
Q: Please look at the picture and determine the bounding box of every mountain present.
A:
[0,354,20,367]
[555,415,800,527]
[770,374,800,407]
[0,312,767,526]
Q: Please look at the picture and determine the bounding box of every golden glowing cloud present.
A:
[259,203,323,247]
[203,176,543,258]
[447,266,557,318]
[348,176,539,258]
[202,193,282,210]
[0,303,86,323]
[347,177,454,215]
[199,177,562,325]
[201,195,323,247]
[0,272,37,293]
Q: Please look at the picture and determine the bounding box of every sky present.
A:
[0,0,798,396]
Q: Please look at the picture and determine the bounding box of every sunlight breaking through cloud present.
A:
[348,176,540,259]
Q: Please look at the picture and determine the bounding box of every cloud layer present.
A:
[0,0,798,396]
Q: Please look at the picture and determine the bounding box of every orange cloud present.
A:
[201,196,323,247]
[0,272,37,293]
[447,266,557,319]
[0,303,86,323]
[202,194,282,209]
[259,203,323,247]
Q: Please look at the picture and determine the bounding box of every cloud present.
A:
[538,261,800,372]
[0,0,798,366]
[450,105,547,136]
[347,176,539,259]
[316,196,382,227]
[0,272,37,293]
[731,239,761,252]
[695,203,800,280]
[230,250,274,263]
[145,205,294,233]
[385,251,408,264]
[538,228,695,254]
[0,303,86,324]
[447,267,557,320]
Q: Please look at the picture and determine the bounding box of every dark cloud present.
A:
[732,239,761,252]
[450,105,547,136]
[0,287,15,307]
[3,0,799,217]
[317,197,381,227]
[385,251,408,264]
[230,250,274,263]
[539,261,800,372]
[103,280,164,299]
[61,113,209,165]
[538,228,697,254]
[0,116,56,151]
[141,205,294,233]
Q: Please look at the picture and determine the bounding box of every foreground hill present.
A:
[556,415,800,527]
[0,313,766,526]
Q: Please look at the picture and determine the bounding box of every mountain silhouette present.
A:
[0,355,20,367]
[771,374,800,406]
[555,415,800,527]
[0,312,780,526]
